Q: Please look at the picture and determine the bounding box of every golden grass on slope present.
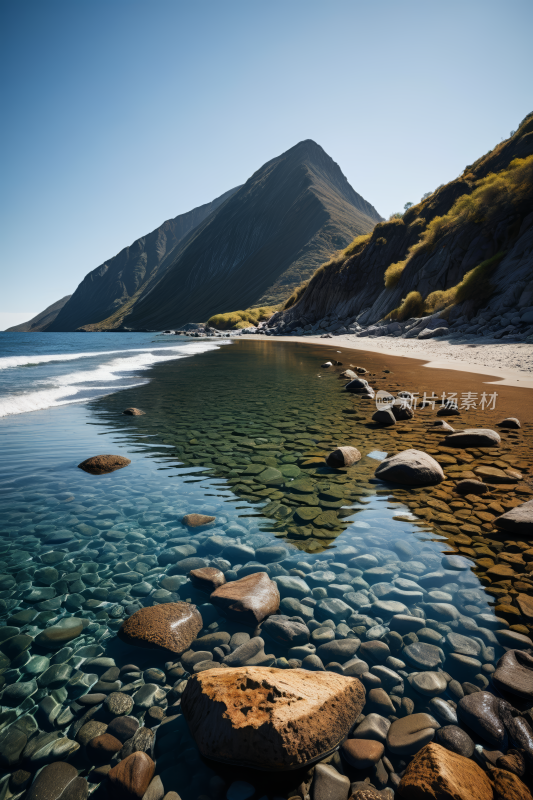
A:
[410,155,533,257]
[386,252,506,321]
[387,292,425,321]
[207,305,280,330]
[284,282,310,310]
[384,260,408,289]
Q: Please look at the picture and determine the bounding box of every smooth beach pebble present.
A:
[35,618,85,650]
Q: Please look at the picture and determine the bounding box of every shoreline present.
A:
[238,333,533,389]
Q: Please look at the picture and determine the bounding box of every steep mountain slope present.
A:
[269,114,533,336]
[6,295,72,332]
[122,140,382,330]
[49,188,239,332]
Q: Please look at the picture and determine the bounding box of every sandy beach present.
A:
[241,333,533,389]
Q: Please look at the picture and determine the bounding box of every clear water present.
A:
[0,335,512,797]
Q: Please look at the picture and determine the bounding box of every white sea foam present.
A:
[0,343,210,370]
[0,341,224,417]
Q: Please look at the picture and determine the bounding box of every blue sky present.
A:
[1,0,532,328]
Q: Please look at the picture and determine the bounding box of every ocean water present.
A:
[0,331,225,417]
[0,333,517,797]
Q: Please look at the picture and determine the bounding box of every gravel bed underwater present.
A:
[0,339,533,800]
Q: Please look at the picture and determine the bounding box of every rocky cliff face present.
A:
[121,140,381,330]
[6,295,72,332]
[48,188,239,331]
[268,114,533,343]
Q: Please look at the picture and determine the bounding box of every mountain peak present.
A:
[49,141,382,331]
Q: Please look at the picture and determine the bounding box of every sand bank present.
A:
[241,334,533,389]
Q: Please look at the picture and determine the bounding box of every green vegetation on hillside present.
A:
[207,305,280,330]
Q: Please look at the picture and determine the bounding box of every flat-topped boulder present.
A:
[78,455,131,474]
[210,572,279,626]
[189,567,226,592]
[375,449,444,486]
[474,465,519,484]
[444,428,501,447]
[495,498,533,537]
[181,666,365,770]
[118,602,202,653]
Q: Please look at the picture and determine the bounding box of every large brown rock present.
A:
[123,408,145,416]
[495,499,533,537]
[375,449,444,486]
[181,666,365,770]
[490,767,533,800]
[78,455,131,474]
[210,572,280,626]
[118,602,202,653]
[108,752,155,799]
[398,742,492,800]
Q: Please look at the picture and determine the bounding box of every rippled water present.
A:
[0,337,519,797]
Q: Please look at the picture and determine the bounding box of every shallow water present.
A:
[0,338,525,797]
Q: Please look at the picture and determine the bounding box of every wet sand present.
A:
[241,334,533,389]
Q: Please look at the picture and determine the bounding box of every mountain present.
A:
[49,140,381,331]
[269,113,533,339]
[120,140,381,330]
[6,295,72,332]
[49,188,239,332]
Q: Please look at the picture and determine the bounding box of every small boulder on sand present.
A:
[498,417,521,429]
[375,449,444,486]
[444,428,501,447]
[495,498,533,537]
[455,479,488,495]
[326,446,361,468]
